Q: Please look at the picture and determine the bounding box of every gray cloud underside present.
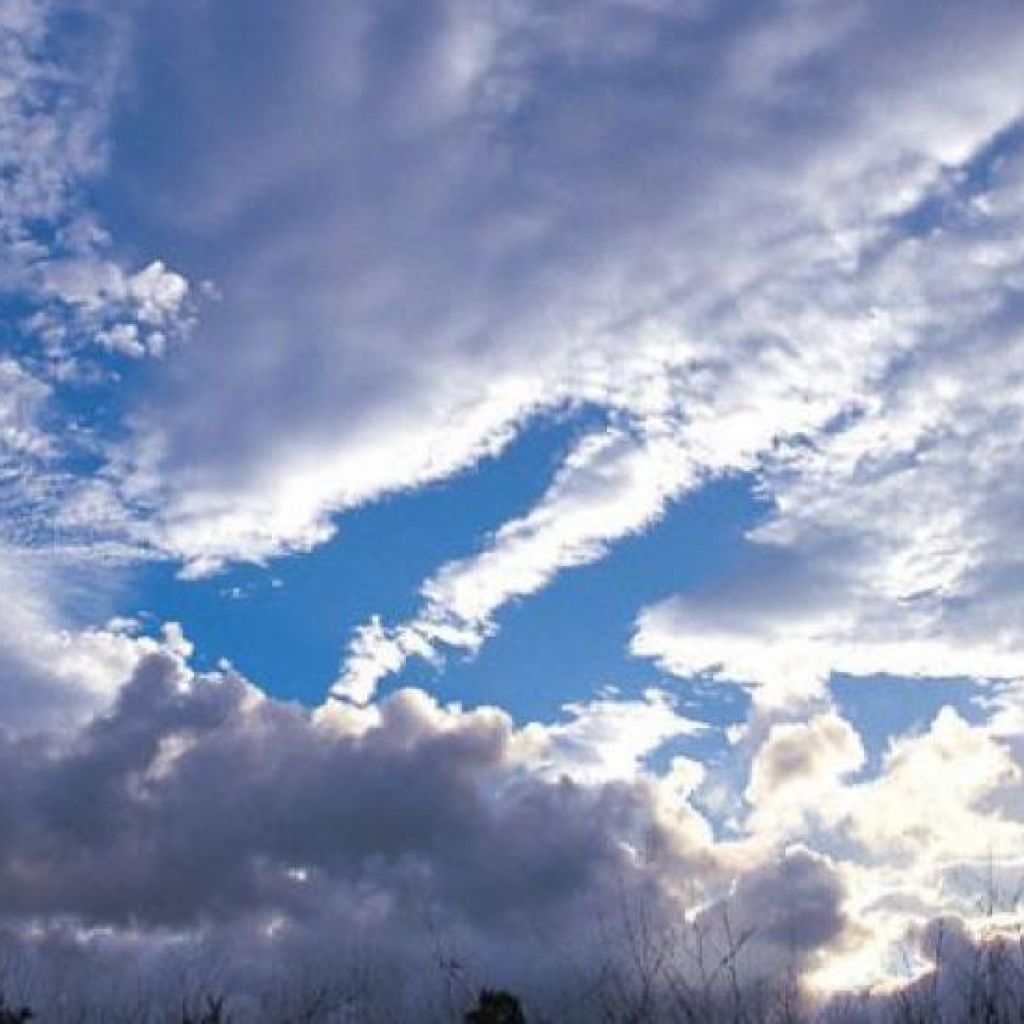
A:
[1,651,1021,1018]
[0,651,860,1017]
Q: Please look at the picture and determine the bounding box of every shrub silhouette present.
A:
[0,994,33,1024]
[464,988,527,1024]
[181,994,227,1024]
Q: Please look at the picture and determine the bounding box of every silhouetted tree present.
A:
[464,988,526,1024]
[0,993,33,1024]
[181,994,227,1024]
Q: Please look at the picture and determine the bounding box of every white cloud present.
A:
[722,703,1024,991]
[842,707,1023,864]
[0,0,190,373]
[631,140,1024,711]
[92,0,1023,589]
[512,687,706,785]
[0,357,51,459]
[126,260,189,326]
[744,712,865,834]
[5,4,1024,711]
[97,323,144,358]
[0,5,193,705]
[0,545,192,730]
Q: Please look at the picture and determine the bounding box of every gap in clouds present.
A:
[888,118,1024,241]
[124,407,604,704]
[830,673,994,778]
[422,473,766,734]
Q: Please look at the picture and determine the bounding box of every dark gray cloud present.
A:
[0,653,716,1009]
[0,653,876,1018]
[0,655,632,925]
[724,848,851,960]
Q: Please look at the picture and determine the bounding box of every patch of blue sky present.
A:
[830,672,994,778]
[125,406,769,771]
[126,406,605,704]
[383,472,770,778]
[418,472,767,717]
[3,293,147,480]
[891,118,1024,240]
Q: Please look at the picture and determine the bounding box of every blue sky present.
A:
[128,423,760,712]
[3,0,1024,1009]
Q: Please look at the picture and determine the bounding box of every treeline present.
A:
[2,909,1022,1024]
[4,957,1024,1024]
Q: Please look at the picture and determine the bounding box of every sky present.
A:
[2,0,1024,1015]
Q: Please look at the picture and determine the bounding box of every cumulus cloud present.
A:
[742,705,1024,993]
[0,549,188,731]
[0,642,991,1014]
[513,687,707,785]
[840,708,1022,865]
[2,618,1024,1007]
[0,649,730,1013]
[714,847,855,971]
[744,713,866,834]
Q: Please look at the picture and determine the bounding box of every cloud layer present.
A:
[2,0,1024,1010]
